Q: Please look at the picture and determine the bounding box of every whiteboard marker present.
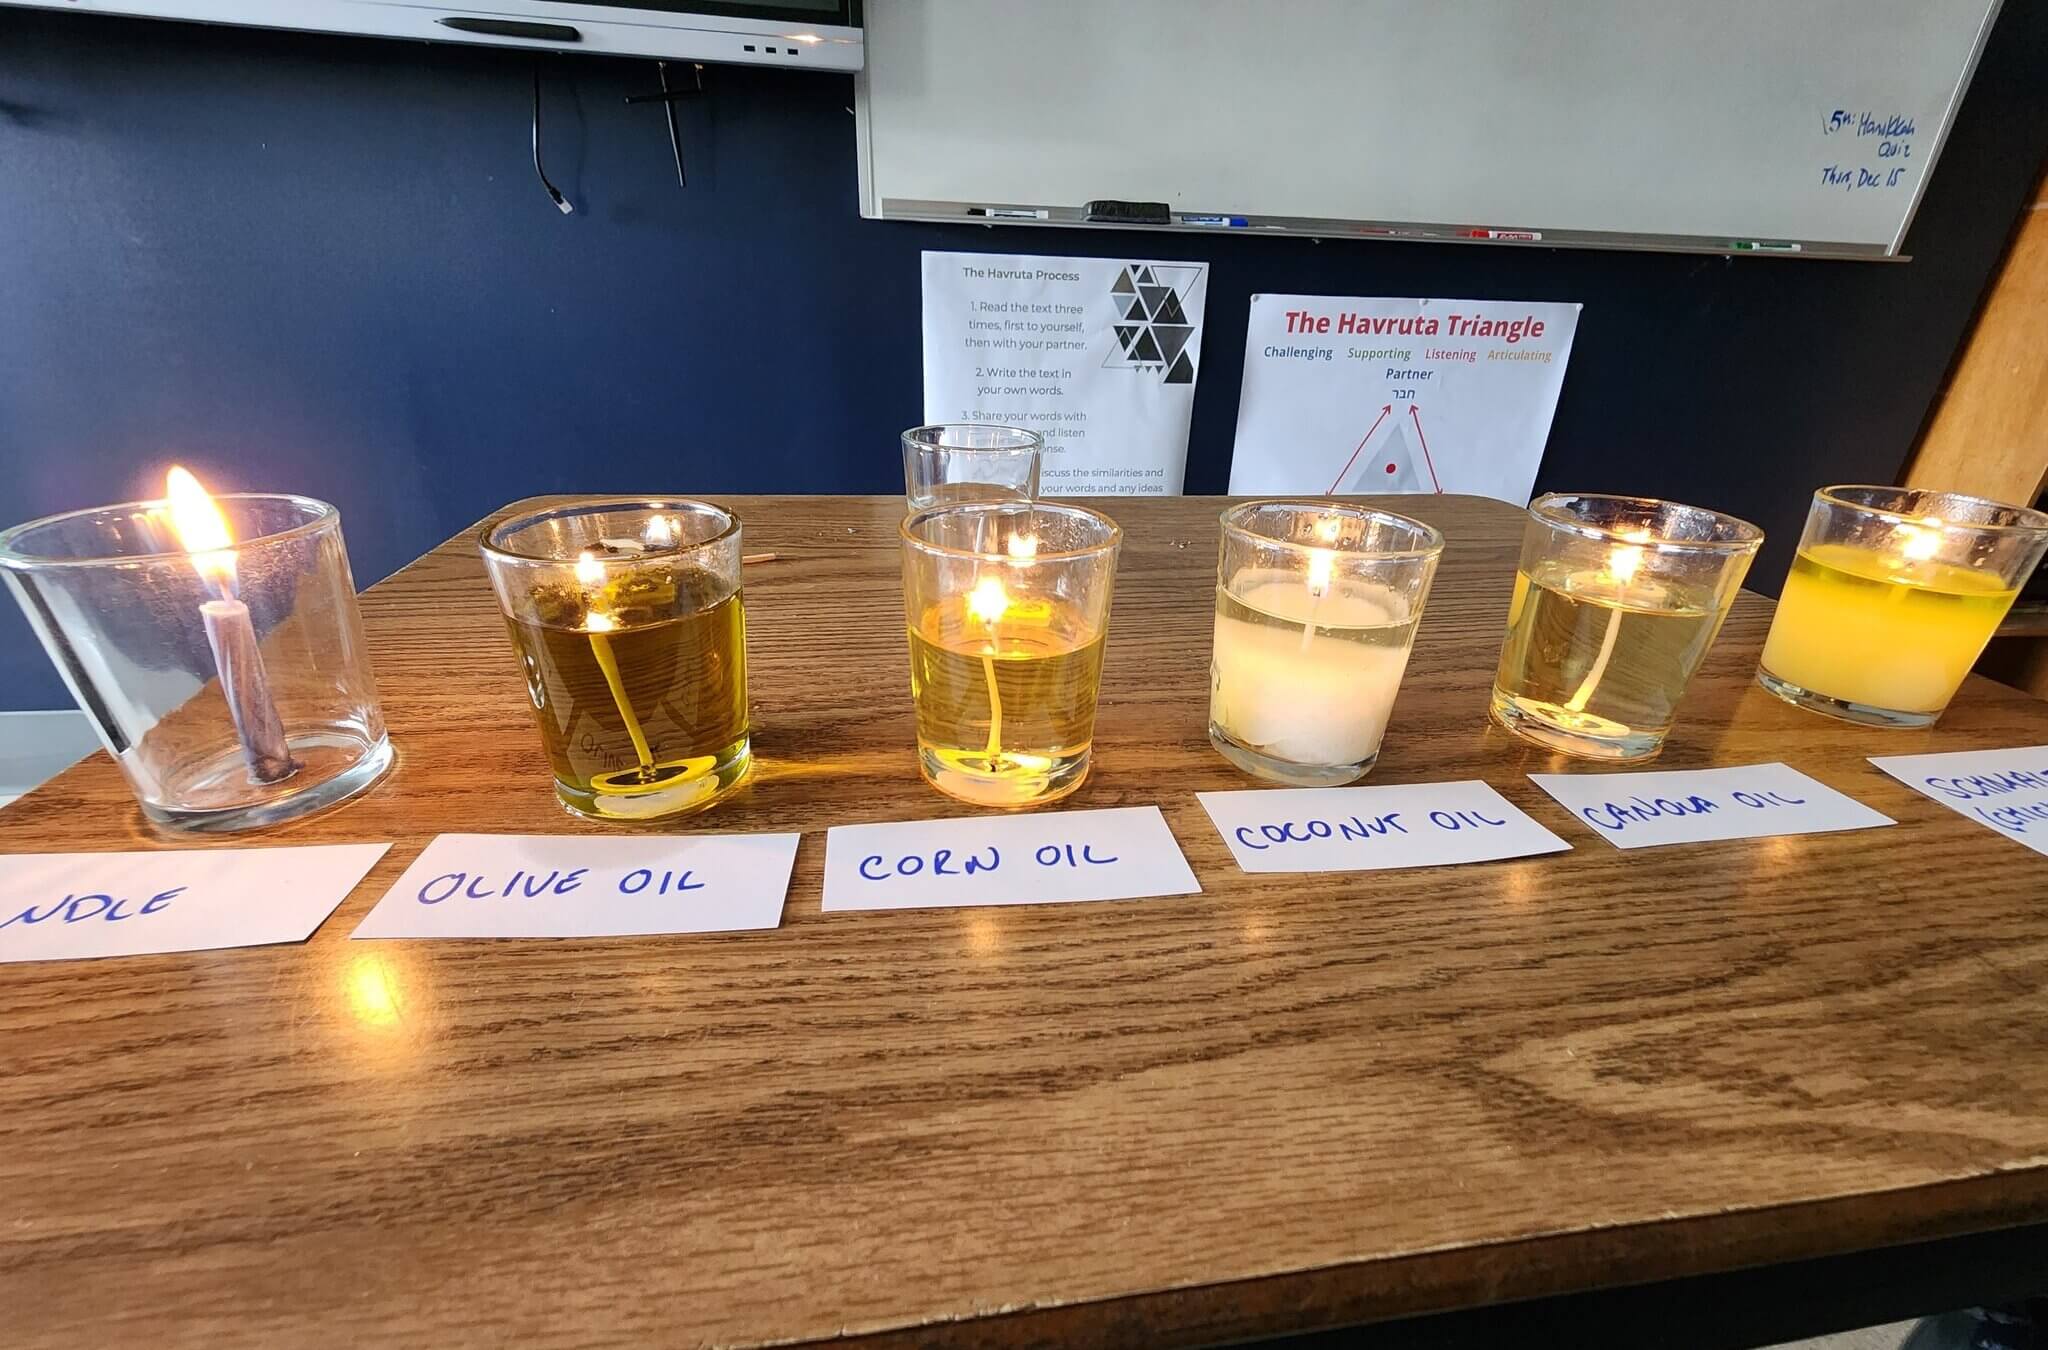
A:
[1179,214,1247,227]
[1732,240,1802,252]
[969,207,1050,220]
[1466,228,1543,241]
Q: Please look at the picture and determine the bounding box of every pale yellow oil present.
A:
[1492,563,1726,755]
[907,594,1104,807]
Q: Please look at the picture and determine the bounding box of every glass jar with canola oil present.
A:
[1758,486,2048,727]
[1491,493,1763,761]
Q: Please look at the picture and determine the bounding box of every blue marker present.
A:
[1179,214,1247,227]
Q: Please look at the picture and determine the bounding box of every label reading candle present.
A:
[0,843,390,964]
[352,833,799,938]
[1529,763,1893,849]
[1868,746,2048,855]
[1199,781,1569,873]
[822,806,1199,911]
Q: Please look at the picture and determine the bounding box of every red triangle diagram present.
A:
[1328,404,1443,494]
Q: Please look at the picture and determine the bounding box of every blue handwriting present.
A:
[417,869,587,904]
[0,886,184,929]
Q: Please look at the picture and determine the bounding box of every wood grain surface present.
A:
[4,494,2048,1350]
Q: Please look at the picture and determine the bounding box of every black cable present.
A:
[532,65,573,215]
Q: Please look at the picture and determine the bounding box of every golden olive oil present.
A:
[508,565,749,819]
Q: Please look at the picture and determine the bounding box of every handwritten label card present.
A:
[1869,746,2048,856]
[1198,780,1569,873]
[1529,763,1893,850]
[0,843,389,965]
[352,833,799,939]
[822,806,1199,912]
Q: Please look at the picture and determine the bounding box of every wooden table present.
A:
[5,494,2047,1349]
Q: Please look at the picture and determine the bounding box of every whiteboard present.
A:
[854,0,2001,259]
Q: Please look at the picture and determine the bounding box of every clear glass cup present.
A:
[1209,501,1443,786]
[903,424,1042,510]
[481,499,751,821]
[0,493,390,831]
[1758,485,2048,727]
[1491,493,1763,761]
[900,501,1120,808]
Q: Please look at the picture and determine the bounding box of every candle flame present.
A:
[1898,518,1943,563]
[575,550,619,632]
[967,575,1011,627]
[1306,547,1335,597]
[1607,527,1653,585]
[165,465,238,589]
[1006,532,1039,560]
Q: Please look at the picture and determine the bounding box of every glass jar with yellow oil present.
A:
[1758,486,2048,727]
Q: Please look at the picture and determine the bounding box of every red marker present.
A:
[1466,228,1544,242]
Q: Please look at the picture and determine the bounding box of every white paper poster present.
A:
[1199,781,1569,874]
[1868,746,2048,855]
[1229,294,1581,503]
[921,251,1208,495]
[1528,763,1893,850]
[0,843,389,964]
[822,806,1200,912]
[352,833,799,939]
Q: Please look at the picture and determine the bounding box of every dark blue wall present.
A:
[2,6,2043,710]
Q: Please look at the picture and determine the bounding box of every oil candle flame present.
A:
[1898,518,1943,563]
[1306,548,1335,597]
[165,465,238,588]
[1607,527,1654,586]
[967,575,1011,627]
[575,549,618,632]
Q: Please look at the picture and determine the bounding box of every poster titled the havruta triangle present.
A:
[922,251,1209,495]
[1230,294,1581,504]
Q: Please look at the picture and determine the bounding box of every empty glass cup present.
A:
[903,424,1042,510]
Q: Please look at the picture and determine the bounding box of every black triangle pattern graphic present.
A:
[1130,329,1163,363]
[1152,324,1193,364]
[1121,293,1146,320]
[1138,284,1169,316]
[1165,349,1195,384]
[1135,266,1155,285]
[1154,291,1188,326]
[1111,268,1135,295]
[1113,325,1137,350]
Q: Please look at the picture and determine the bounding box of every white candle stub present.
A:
[1212,569,1416,766]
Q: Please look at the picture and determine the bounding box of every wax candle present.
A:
[165,467,297,784]
[1207,503,1441,786]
